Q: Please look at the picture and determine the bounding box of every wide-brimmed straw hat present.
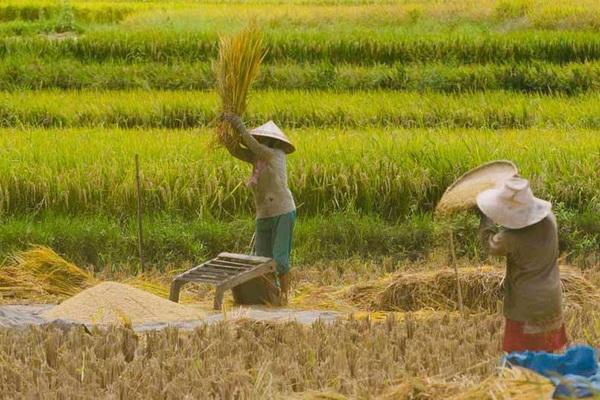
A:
[250,121,295,154]
[476,177,551,229]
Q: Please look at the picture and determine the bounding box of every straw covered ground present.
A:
[2,306,599,399]
[3,247,600,398]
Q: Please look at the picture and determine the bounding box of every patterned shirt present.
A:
[224,116,296,219]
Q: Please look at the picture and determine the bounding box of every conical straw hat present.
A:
[477,177,551,229]
[250,121,295,154]
[436,160,518,216]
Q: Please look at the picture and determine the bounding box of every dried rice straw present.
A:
[0,246,97,301]
[347,266,600,313]
[214,23,266,149]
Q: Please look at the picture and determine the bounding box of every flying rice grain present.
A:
[436,160,519,216]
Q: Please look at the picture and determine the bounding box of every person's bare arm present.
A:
[222,113,275,160]
[224,143,254,164]
[479,214,508,257]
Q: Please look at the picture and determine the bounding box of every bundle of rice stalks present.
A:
[10,246,97,297]
[0,246,97,302]
[348,266,600,313]
[214,23,266,148]
[0,265,44,301]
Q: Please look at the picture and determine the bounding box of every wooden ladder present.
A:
[169,252,276,310]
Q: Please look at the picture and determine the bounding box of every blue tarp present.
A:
[504,345,600,398]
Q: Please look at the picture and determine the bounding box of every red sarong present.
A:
[503,318,568,353]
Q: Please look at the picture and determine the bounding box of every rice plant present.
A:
[3,29,600,64]
[1,90,600,129]
[1,127,599,218]
[3,59,600,93]
[0,2,135,24]
[4,0,600,32]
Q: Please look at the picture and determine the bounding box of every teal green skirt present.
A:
[255,210,296,275]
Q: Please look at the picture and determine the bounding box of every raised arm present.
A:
[224,143,254,164]
[223,113,275,160]
[479,214,508,257]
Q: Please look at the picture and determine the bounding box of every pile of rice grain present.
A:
[42,282,203,325]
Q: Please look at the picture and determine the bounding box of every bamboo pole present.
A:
[135,154,145,273]
[449,229,464,314]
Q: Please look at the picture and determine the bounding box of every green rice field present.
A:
[0,0,599,268]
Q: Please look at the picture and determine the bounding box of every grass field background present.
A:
[2,127,599,268]
[0,0,599,270]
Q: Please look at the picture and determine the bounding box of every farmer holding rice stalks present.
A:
[477,177,567,353]
[221,113,296,305]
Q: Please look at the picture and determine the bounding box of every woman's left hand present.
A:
[219,111,239,123]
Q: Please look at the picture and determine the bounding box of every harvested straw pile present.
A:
[378,267,503,312]
[0,246,195,305]
[0,267,44,301]
[0,246,97,302]
[42,282,203,325]
[378,377,464,399]
[451,367,554,400]
[214,23,266,148]
[349,266,599,312]
[377,348,554,399]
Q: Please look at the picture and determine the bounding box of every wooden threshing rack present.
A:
[169,252,276,310]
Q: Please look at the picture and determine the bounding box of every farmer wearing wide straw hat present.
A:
[221,113,296,305]
[478,177,566,353]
